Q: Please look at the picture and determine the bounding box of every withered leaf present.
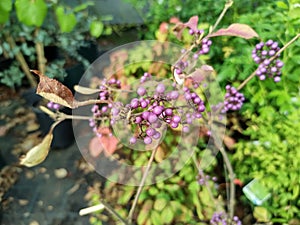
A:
[19,121,60,167]
[207,23,259,39]
[31,70,75,108]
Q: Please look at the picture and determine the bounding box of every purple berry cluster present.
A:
[197,173,217,185]
[109,76,206,145]
[222,85,245,113]
[252,40,284,82]
[210,212,242,225]
[98,78,121,101]
[193,38,213,59]
[47,101,61,110]
[88,77,121,137]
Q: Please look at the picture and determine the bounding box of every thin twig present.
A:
[35,28,47,75]
[127,147,159,223]
[218,146,235,220]
[192,155,220,210]
[237,32,300,91]
[210,0,234,34]
[5,33,37,87]
[74,99,111,108]
[79,201,129,225]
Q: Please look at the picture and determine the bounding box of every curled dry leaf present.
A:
[19,121,61,167]
[31,70,75,108]
[74,85,101,95]
[207,23,259,39]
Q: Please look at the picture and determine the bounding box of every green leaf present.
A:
[137,199,153,225]
[55,6,77,33]
[0,10,9,24]
[150,210,161,225]
[73,1,94,12]
[90,20,104,38]
[15,0,47,27]
[0,0,12,11]
[276,1,289,9]
[253,206,271,222]
[161,206,174,223]
[153,198,167,211]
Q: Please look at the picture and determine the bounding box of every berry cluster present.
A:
[197,173,217,185]
[252,40,284,82]
[210,212,242,225]
[88,78,121,137]
[193,38,213,59]
[47,101,61,110]
[222,85,245,113]
[107,73,206,145]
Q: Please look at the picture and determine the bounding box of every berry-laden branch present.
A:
[237,32,300,91]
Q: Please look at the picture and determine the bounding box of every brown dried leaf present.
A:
[19,121,60,167]
[207,23,259,39]
[31,70,75,108]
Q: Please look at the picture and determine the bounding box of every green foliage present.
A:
[0,62,23,88]
[0,0,12,24]
[55,6,77,33]
[15,0,47,27]
[233,102,300,222]
[0,0,113,88]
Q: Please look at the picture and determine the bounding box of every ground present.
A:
[0,86,105,225]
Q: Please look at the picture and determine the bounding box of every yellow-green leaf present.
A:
[90,20,104,38]
[19,121,60,167]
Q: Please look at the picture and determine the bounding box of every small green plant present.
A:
[0,0,111,88]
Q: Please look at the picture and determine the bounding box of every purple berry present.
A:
[156,83,165,93]
[182,125,189,133]
[172,115,181,123]
[142,111,150,120]
[170,121,179,128]
[152,131,161,139]
[164,108,173,116]
[153,106,163,115]
[146,127,156,136]
[148,113,158,123]
[130,137,137,144]
[130,98,139,109]
[135,116,142,124]
[137,86,146,96]
[144,136,152,145]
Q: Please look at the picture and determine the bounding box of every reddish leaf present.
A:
[184,15,198,31]
[31,70,75,108]
[172,15,199,39]
[207,23,259,39]
[172,22,185,39]
[159,22,169,34]
[188,65,214,82]
[169,17,180,24]
[89,127,118,157]
[89,136,104,158]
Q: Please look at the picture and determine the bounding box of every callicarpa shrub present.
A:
[19,1,299,224]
